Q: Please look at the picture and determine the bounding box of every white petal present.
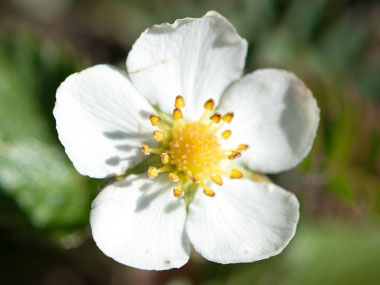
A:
[186,179,299,264]
[90,174,190,270]
[126,11,247,119]
[218,69,320,173]
[54,65,156,178]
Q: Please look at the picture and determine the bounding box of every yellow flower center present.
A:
[141,96,248,198]
[169,122,224,179]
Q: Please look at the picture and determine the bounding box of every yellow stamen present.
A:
[175,95,185,108]
[228,151,241,160]
[161,153,169,164]
[200,180,215,197]
[203,188,215,197]
[210,113,221,124]
[222,112,234,123]
[142,96,246,198]
[204,98,215,111]
[237,144,249,151]
[168,173,179,182]
[230,169,243,179]
[190,176,200,183]
[140,145,150,155]
[149,148,165,154]
[211,174,223,185]
[147,166,158,178]
[221,130,231,140]
[173,188,184,198]
[149,114,161,126]
[173,108,183,120]
[153,130,164,141]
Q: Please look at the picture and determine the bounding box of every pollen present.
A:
[161,153,170,164]
[221,130,231,140]
[149,114,161,126]
[190,176,200,183]
[142,97,248,198]
[237,144,249,151]
[175,95,185,108]
[203,188,215,197]
[173,188,184,198]
[230,169,243,179]
[147,166,158,178]
[222,112,234,123]
[228,151,241,160]
[153,130,165,141]
[168,173,179,182]
[211,174,223,185]
[168,122,225,179]
[140,145,150,155]
[173,108,183,120]
[210,113,221,124]
[204,99,215,111]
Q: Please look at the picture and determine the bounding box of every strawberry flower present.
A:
[54,11,319,270]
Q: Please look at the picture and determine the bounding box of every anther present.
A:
[204,99,215,111]
[168,173,179,182]
[149,114,161,126]
[140,145,151,155]
[153,130,165,141]
[221,130,231,140]
[211,174,223,185]
[210,113,221,124]
[173,188,184,198]
[203,188,216,197]
[228,151,241,160]
[173,108,183,120]
[222,112,234,123]
[190,176,200,183]
[175,95,185,108]
[161,153,169,164]
[147,166,158,178]
[237,144,249,151]
[230,169,243,179]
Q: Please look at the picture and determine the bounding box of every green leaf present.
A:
[0,32,92,230]
[0,138,90,228]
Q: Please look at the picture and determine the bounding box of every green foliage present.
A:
[202,221,380,285]
[0,32,93,230]
[1,0,380,283]
[245,0,380,219]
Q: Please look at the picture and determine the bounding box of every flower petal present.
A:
[186,179,299,264]
[126,11,247,119]
[218,69,320,173]
[54,64,156,178]
[90,174,190,270]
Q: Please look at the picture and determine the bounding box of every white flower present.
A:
[53,11,319,270]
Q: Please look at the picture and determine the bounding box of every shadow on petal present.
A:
[135,187,162,213]
[103,130,152,141]
[165,199,183,213]
[279,84,315,155]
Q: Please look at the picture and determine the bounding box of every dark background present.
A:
[0,0,380,284]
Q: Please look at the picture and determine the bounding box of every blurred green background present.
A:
[0,0,379,284]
